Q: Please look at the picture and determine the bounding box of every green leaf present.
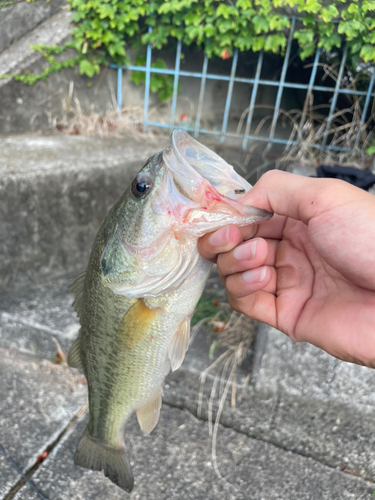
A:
[264,33,287,53]
[251,36,265,52]
[363,1,375,13]
[236,0,252,9]
[348,3,359,14]
[204,23,216,37]
[102,31,114,44]
[186,25,198,40]
[360,44,375,62]
[236,35,253,51]
[300,43,316,59]
[98,4,116,20]
[320,5,338,23]
[302,0,320,14]
[349,40,363,54]
[253,15,269,34]
[269,15,290,31]
[294,28,314,45]
[318,33,341,51]
[216,3,238,19]
[302,13,316,27]
[79,59,98,77]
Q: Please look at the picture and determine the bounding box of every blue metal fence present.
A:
[110,16,375,154]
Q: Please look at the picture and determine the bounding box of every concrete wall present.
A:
[0,6,306,136]
[0,0,66,53]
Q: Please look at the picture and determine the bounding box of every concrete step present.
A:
[0,133,166,294]
[0,0,66,54]
[1,279,375,499]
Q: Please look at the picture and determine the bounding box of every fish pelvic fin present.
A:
[136,388,162,436]
[168,318,190,371]
[74,428,134,493]
[67,333,83,370]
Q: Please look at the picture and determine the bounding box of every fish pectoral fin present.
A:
[69,271,86,319]
[168,318,190,372]
[74,427,134,493]
[136,388,162,436]
[67,333,83,370]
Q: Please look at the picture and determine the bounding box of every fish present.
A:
[67,129,272,492]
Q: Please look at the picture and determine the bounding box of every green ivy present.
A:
[0,1,14,8]
[3,0,375,99]
[130,56,177,101]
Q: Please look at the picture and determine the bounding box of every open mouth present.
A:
[162,130,273,233]
[165,129,252,201]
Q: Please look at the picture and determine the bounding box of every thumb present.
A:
[242,170,349,224]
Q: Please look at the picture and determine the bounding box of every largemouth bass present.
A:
[68,130,272,492]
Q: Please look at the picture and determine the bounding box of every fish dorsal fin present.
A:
[69,271,86,319]
[67,334,83,370]
[136,388,162,436]
[168,318,190,372]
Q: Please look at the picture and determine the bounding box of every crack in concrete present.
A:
[0,443,47,500]
[3,402,88,500]
[267,387,281,433]
[322,358,341,399]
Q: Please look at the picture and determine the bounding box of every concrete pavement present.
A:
[1,278,375,499]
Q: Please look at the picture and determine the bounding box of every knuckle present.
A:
[228,295,241,313]
[225,275,239,297]
[260,169,284,185]
[215,254,227,277]
[260,170,274,182]
[197,238,217,263]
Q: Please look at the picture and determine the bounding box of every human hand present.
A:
[198,170,375,368]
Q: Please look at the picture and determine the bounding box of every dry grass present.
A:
[53,91,204,143]
[54,97,165,143]
[39,337,87,393]
[236,63,375,178]
[194,304,257,484]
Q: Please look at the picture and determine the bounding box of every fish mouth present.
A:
[164,129,251,201]
[163,129,273,235]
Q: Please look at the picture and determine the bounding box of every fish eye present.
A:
[131,176,153,198]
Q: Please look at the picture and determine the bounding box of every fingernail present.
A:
[233,240,257,261]
[242,266,267,284]
[208,226,229,247]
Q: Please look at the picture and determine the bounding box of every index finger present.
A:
[197,224,256,263]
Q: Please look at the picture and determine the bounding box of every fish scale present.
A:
[68,129,272,492]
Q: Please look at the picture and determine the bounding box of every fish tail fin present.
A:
[74,428,134,492]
